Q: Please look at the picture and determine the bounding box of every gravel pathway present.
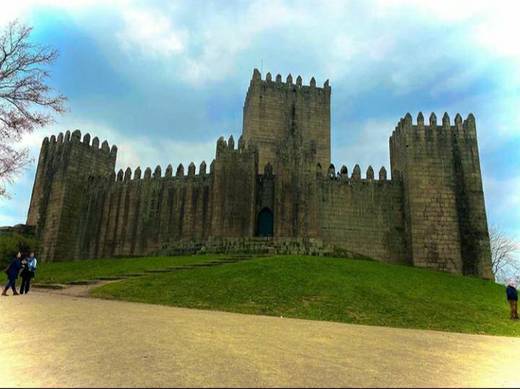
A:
[1,292,520,387]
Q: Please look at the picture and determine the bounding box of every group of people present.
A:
[2,251,38,296]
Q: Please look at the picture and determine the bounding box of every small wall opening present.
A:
[256,207,274,237]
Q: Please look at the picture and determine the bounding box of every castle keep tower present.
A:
[242,69,331,170]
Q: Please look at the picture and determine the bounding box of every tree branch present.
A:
[0,20,67,198]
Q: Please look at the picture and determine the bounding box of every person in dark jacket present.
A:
[20,251,37,294]
[2,252,23,296]
[506,279,518,320]
[19,254,29,294]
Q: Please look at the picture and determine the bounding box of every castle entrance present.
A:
[257,208,273,237]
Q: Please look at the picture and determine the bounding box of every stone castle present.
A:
[26,69,493,278]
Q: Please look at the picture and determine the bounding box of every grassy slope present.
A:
[91,255,519,337]
[14,255,224,284]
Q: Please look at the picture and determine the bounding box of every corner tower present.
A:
[390,112,492,279]
[242,69,331,170]
[26,130,116,261]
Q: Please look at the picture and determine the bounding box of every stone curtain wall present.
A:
[74,163,213,259]
[34,135,259,260]
[318,165,408,263]
[242,69,331,171]
[390,113,492,278]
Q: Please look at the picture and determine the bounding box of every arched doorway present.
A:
[256,207,274,237]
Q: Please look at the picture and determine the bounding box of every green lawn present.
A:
[14,254,226,284]
[87,255,519,337]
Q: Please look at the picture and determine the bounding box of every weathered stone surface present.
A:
[26,70,492,279]
[242,69,331,171]
[389,113,492,278]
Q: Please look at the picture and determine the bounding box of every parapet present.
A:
[216,133,257,158]
[114,160,212,183]
[41,130,117,160]
[318,163,393,182]
[390,112,477,143]
[248,68,330,96]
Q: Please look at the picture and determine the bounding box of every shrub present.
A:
[0,232,39,269]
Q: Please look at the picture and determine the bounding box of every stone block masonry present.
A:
[26,69,493,279]
[390,113,492,278]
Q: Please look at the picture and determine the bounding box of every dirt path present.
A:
[31,280,118,297]
[1,292,520,388]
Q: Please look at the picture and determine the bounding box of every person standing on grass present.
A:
[2,252,23,296]
[20,251,37,294]
[506,279,519,320]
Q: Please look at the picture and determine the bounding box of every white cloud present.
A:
[162,0,311,84]
[4,0,520,86]
[117,7,187,57]
[484,176,520,219]
[45,117,217,172]
[115,136,215,174]
[0,0,106,26]
[375,0,520,63]
[483,174,520,277]
[332,118,394,175]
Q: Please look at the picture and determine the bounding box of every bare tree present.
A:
[489,225,520,282]
[0,20,66,197]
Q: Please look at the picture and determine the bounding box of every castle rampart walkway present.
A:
[1,292,519,387]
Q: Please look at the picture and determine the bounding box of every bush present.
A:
[0,232,39,269]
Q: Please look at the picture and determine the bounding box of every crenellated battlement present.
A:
[246,68,330,102]
[42,130,117,158]
[215,134,257,158]
[390,112,477,143]
[317,163,392,183]
[112,160,214,184]
[250,67,330,89]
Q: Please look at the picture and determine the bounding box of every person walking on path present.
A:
[2,252,23,296]
[506,279,519,320]
[20,251,37,294]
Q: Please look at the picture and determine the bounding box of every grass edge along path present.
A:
[23,254,229,285]
[89,255,519,338]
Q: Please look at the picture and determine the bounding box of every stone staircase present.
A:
[160,237,336,257]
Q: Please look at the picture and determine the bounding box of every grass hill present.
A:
[8,254,518,337]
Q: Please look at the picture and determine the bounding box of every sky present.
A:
[0,0,519,248]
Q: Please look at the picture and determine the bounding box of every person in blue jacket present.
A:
[2,252,23,296]
[506,279,518,320]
